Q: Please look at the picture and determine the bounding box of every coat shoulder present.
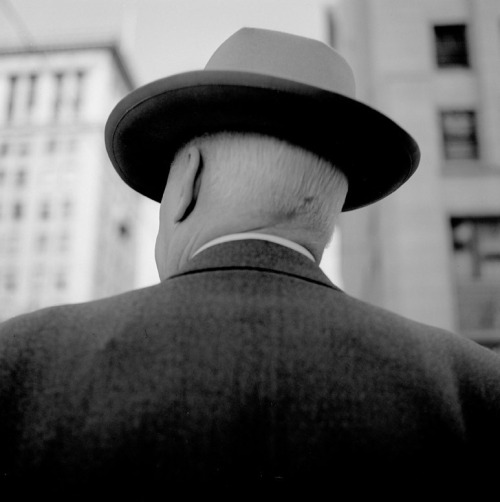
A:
[0,284,160,357]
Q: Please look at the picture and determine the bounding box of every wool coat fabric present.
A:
[1,239,499,497]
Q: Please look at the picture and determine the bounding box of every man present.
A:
[1,27,499,497]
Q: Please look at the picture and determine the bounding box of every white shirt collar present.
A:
[192,232,316,262]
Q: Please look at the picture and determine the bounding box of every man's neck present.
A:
[166,217,326,278]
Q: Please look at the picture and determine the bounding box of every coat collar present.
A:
[170,239,341,291]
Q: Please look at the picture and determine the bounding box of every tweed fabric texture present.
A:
[0,240,499,497]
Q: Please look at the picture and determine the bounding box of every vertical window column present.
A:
[53,72,65,121]
[12,201,23,220]
[6,75,19,123]
[26,73,38,120]
[73,70,86,118]
[51,70,88,122]
[4,74,40,123]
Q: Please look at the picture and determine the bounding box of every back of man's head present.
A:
[156,133,348,278]
[178,133,347,239]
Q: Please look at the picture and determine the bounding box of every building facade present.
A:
[0,43,140,322]
[330,0,500,346]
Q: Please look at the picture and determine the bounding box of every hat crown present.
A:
[205,28,356,98]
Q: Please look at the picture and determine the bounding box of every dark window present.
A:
[118,221,131,239]
[440,110,479,160]
[26,73,38,117]
[434,24,469,67]
[6,75,19,122]
[452,217,500,278]
[16,170,26,186]
[53,72,64,120]
[12,202,23,220]
[74,70,86,115]
[451,216,500,333]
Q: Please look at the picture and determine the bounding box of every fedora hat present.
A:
[105,27,420,210]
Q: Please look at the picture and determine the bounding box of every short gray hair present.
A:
[175,133,348,240]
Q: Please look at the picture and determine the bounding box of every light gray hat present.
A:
[105,27,420,210]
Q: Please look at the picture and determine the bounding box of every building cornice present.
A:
[0,41,135,90]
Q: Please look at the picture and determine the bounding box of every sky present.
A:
[0,0,341,287]
[0,0,334,85]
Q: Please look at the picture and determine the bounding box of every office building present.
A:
[330,0,500,346]
[0,43,139,321]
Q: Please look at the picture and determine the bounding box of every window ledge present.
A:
[442,162,500,177]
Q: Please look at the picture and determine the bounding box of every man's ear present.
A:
[174,146,203,223]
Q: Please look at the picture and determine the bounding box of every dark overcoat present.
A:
[1,240,499,498]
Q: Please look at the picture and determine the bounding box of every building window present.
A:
[55,270,67,290]
[12,202,23,220]
[74,70,86,116]
[452,217,500,279]
[4,74,39,122]
[451,216,500,333]
[26,73,38,118]
[46,138,58,153]
[440,110,479,160]
[4,271,17,292]
[434,24,469,67]
[6,75,19,122]
[39,200,50,219]
[53,72,64,120]
[117,221,131,239]
[0,143,8,157]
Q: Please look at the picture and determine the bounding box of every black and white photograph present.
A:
[0,0,499,498]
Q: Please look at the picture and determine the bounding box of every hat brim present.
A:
[105,71,420,211]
